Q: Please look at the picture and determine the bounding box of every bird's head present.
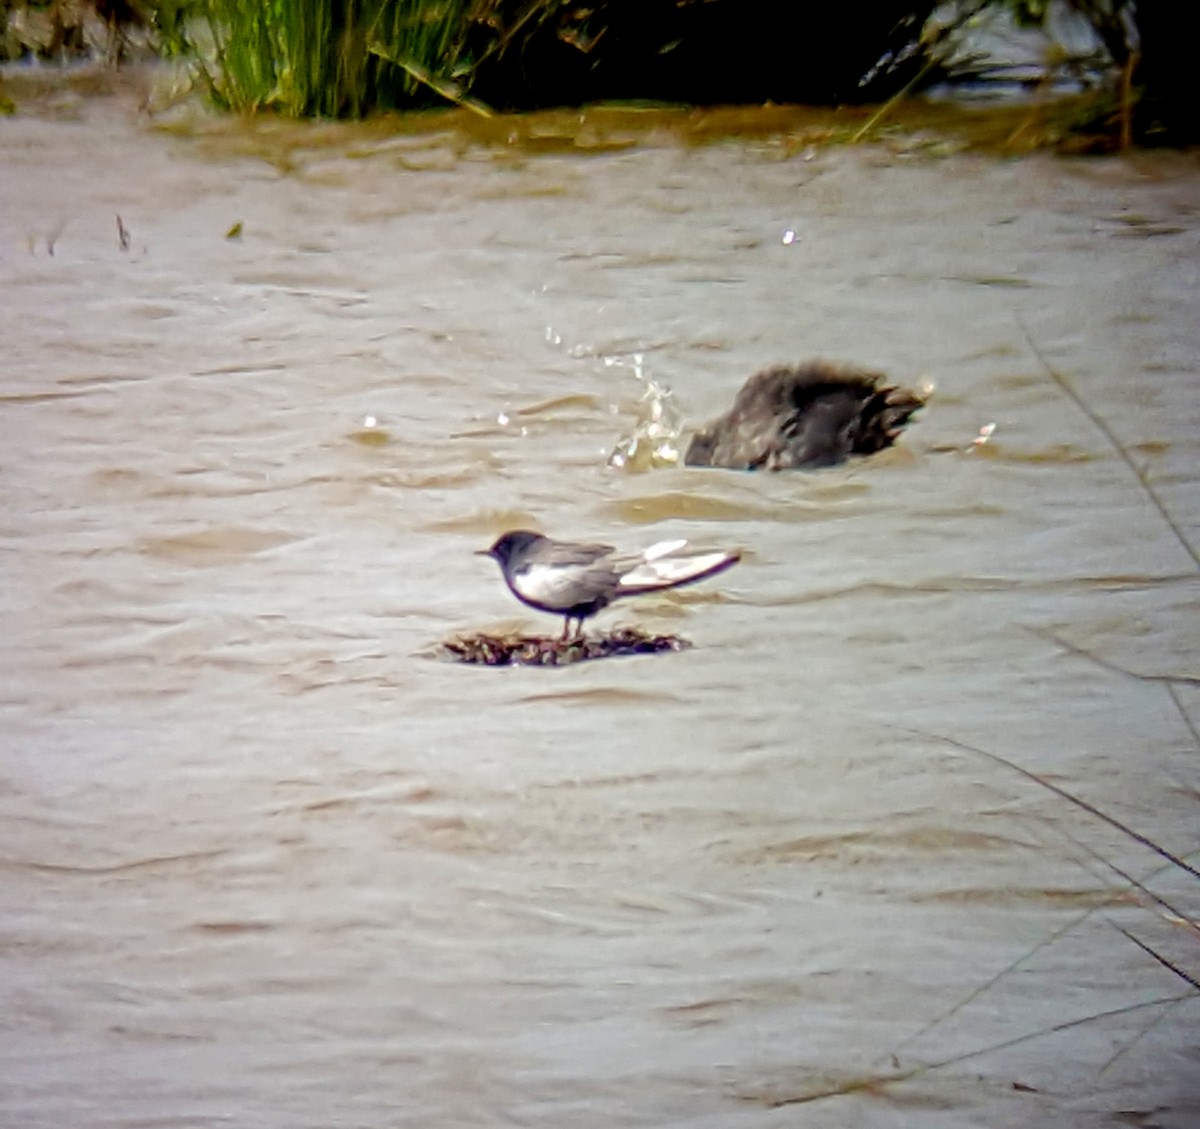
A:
[476,530,545,566]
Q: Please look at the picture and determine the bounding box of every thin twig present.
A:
[758,994,1186,1108]
[1042,814,1200,937]
[904,728,1200,883]
[1119,51,1139,151]
[850,55,942,143]
[1031,627,1200,688]
[367,44,493,117]
[1114,924,1200,992]
[879,905,1099,1067]
[851,0,996,144]
[1168,682,1200,750]
[1097,992,1187,1075]
[488,0,565,61]
[922,994,1190,1074]
[1016,315,1200,572]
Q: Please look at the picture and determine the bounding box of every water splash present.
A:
[607,356,685,472]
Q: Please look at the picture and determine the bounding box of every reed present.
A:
[192,0,530,117]
[173,0,942,120]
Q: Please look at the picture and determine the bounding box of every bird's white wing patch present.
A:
[618,551,734,590]
[642,538,688,561]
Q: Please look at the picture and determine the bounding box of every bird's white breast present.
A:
[512,562,585,605]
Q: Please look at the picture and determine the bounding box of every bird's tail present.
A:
[617,544,740,594]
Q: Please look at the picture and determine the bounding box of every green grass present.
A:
[192,0,545,118]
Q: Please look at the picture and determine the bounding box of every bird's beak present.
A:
[474,549,493,558]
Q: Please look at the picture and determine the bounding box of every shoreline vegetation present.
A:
[0,1,1192,147]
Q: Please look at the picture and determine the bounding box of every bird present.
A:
[684,360,925,470]
[478,530,740,640]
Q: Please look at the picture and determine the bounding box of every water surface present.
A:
[2,76,1198,1128]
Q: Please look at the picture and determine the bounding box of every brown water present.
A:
[2,74,1199,1128]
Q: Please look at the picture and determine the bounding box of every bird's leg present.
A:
[560,617,571,642]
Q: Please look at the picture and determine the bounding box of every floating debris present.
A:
[442,628,691,666]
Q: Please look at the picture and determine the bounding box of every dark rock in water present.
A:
[684,361,925,471]
[442,628,690,666]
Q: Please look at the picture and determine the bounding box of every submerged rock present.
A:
[684,361,925,471]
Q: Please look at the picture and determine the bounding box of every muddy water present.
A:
[2,77,1198,1128]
